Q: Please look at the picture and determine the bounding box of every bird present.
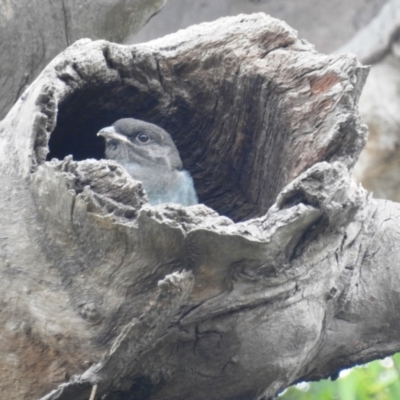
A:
[97,118,198,206]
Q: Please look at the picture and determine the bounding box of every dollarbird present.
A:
[97,118,198,206]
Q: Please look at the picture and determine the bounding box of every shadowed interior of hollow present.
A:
[48,76,291,222]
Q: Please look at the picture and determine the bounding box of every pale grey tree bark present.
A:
[337,0,400,64]
[0,0,167,120]
[1,13,399,400]
[131,0,387,54]
[336,0,400,203]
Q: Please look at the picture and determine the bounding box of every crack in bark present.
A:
[154,54,173,116]
[60,0,70,46]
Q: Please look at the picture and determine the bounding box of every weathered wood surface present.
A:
[337,0,400,204]
[132,0,387,54]
[0,0,167,120]
[1,13,400,400]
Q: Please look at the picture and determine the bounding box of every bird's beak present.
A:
[97,127,131,144]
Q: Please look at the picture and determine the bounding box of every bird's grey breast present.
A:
[125,163,198,206]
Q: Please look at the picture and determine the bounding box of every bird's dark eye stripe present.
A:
[137,133,150,143]
[109,139,119,148]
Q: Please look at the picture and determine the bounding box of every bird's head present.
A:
[97,118,183,170]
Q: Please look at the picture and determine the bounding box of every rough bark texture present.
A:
[0,0,167,120]
[353,51,400,201]
[1,13,398,400]
[131,0,387,54]
[340,0,400,203]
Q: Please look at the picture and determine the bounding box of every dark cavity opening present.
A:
[48,84,162,161]
[48,76,290,223]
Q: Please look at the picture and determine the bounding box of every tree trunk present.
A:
[337,0,400,203]
[1,13,398,400]
[0,0,167,120]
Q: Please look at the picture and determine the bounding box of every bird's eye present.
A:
[137,133,150,143]
[108,139,119,149]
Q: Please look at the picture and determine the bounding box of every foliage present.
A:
[280,354,400,400]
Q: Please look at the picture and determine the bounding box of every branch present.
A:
[335,0,400,64]
[2,13,397,400]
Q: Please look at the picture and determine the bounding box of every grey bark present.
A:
[0,13,398,400]
[336,0,400,204]
[336,0,400,64]
[0,0,167,120]
[131,0,387,54]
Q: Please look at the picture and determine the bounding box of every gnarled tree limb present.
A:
[1,13,397,400]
